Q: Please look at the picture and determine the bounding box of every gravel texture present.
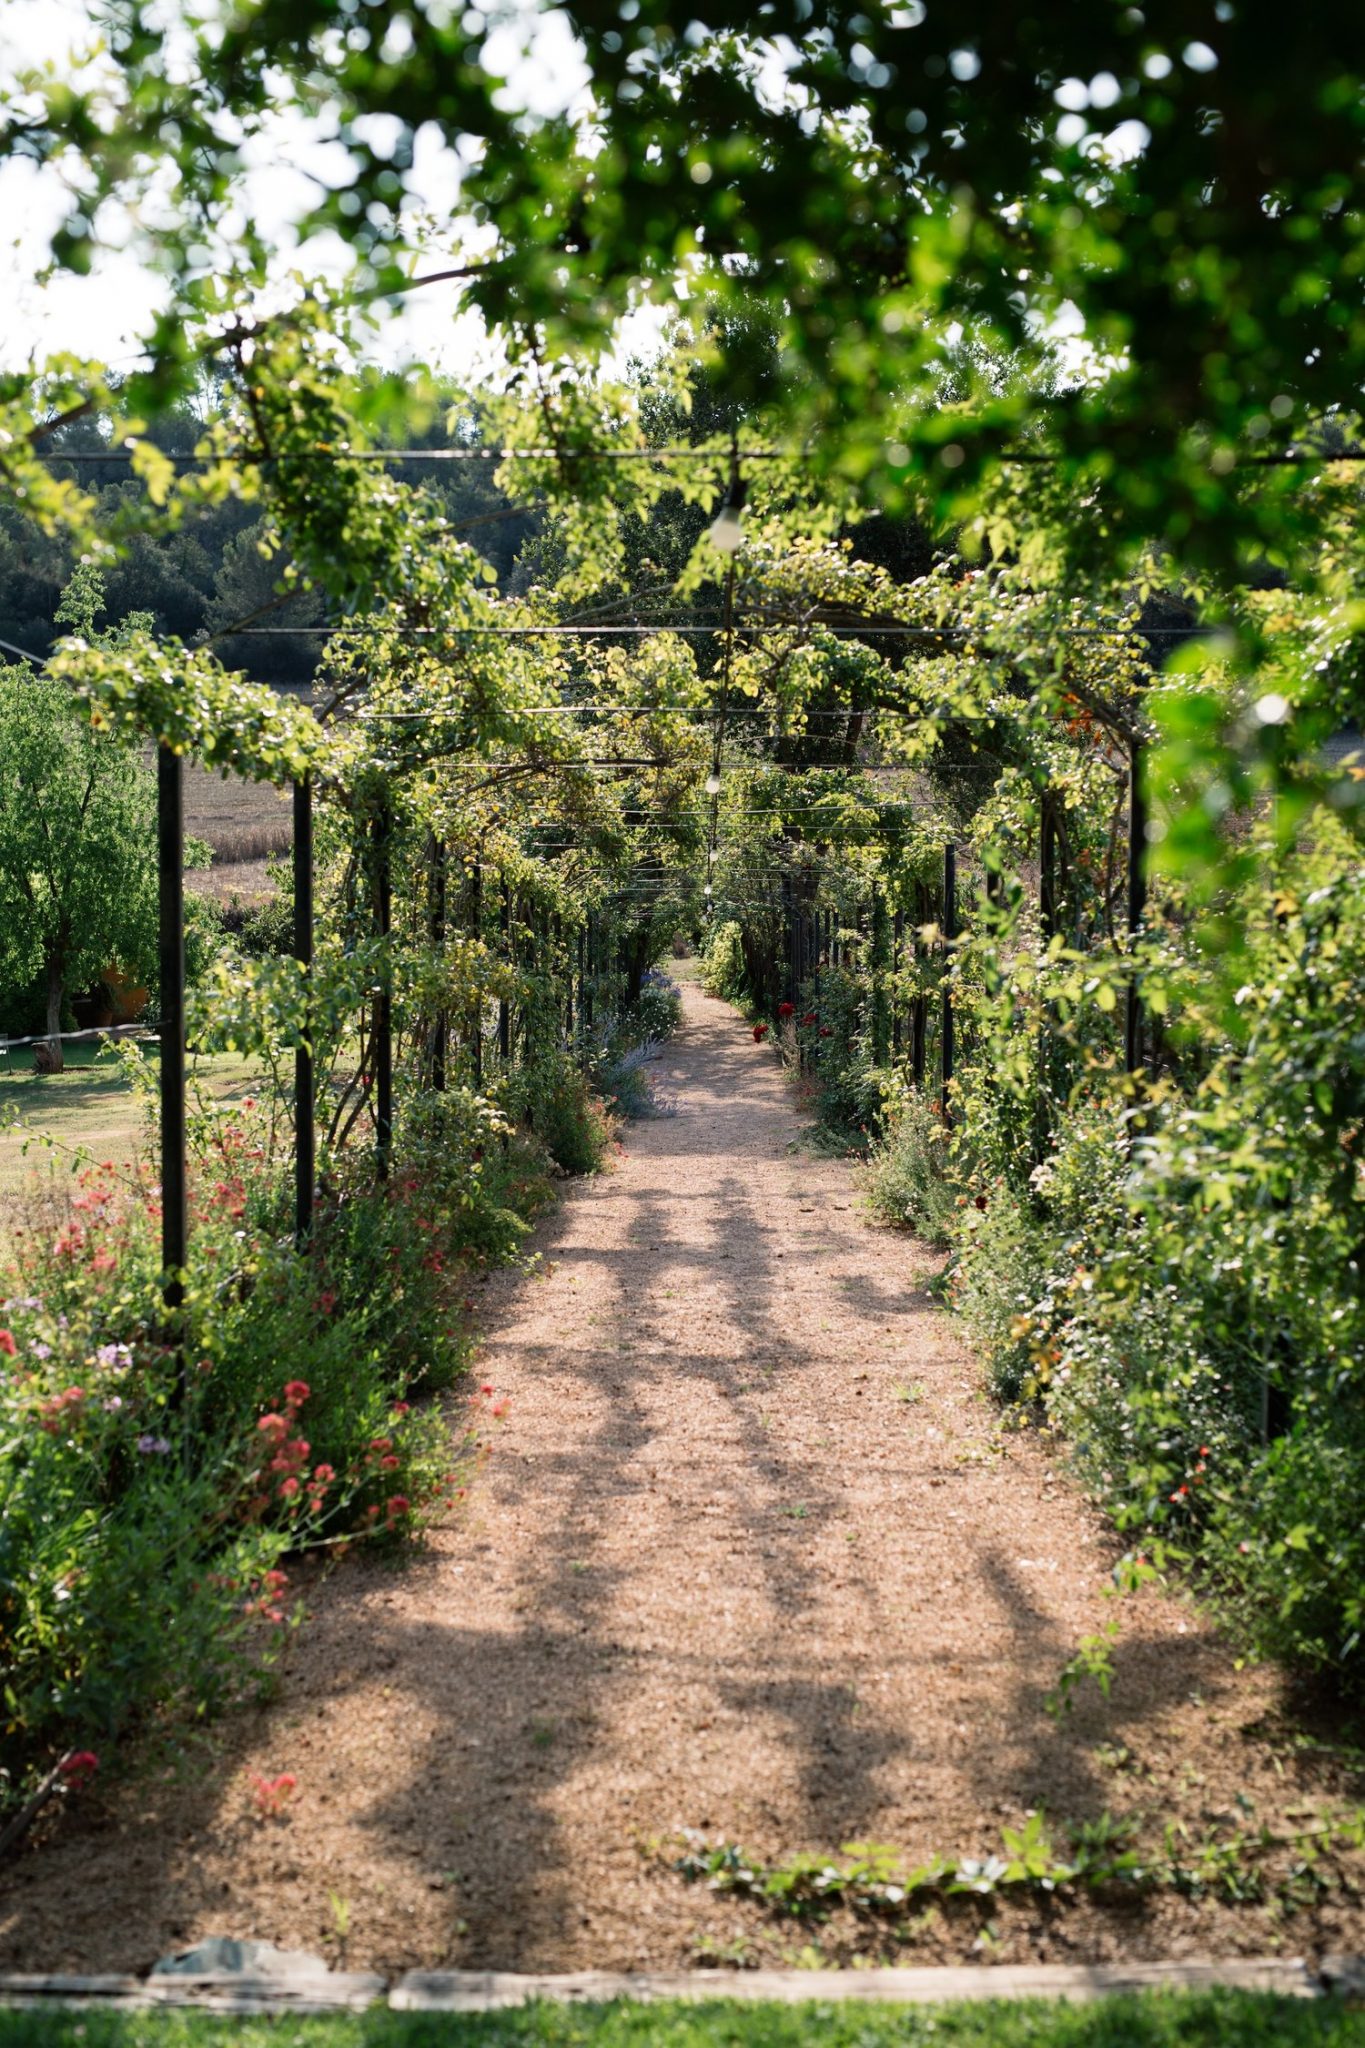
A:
[3,974,1362,1976]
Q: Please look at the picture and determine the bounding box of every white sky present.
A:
[0,0,614,379]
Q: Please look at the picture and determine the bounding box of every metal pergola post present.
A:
[1125,736,1147,1075]
[941,843,956,1122]
[470,861,483,1087]
[499,879,512,1065]
[157,745,187,1348]
[373,809,393,1180]
[293,774,315,1248]
[1040,792,1058,941]
[429,834,447,1094]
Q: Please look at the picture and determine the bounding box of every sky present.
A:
[0,0,616,380]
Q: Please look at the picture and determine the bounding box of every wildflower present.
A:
[248,1771,297,1819]
[263,1569,289,1593]
[313,1463,336,1484]
[391,1401,410,1416]
[33,1342,52,1361]
[283,1380,311,1406]
[777,1001,795,1019]
[752,1023,768,1042]
[279,1476,301,1499]
[801,1012,818,1027]
[385,1495,411,1520]
[479,1383,494,1396]
[818,1025,832,1038]
[59,1751,99,1790]
[95,1343,132,1372]
[137,1435,172,1455]
[380,1454,401,1471]
[0,1331,15,1358]
[257,1412,288,1438]
[103,1397,123,1413]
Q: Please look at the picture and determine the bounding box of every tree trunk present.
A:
[42,953,65,1075]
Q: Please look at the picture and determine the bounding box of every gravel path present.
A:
[4,974,1362,1975]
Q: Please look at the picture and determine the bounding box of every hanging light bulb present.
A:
[704,769,722,796]
[707,473,747,554]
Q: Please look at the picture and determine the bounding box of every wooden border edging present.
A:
[389,1960,1317,2009]
[1,1955,1351,2013]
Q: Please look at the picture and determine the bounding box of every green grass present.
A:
[0,1994,1359,2048]
[0,1045,259,1214]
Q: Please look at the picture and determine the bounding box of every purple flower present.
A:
[104,1397,123,1413]
[136,1434,171,1455]
[32,1343,52,1361]
[96,1343,133,1372]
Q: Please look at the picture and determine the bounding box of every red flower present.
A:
[279,1476,301,1499]
[818,1025,832,1038]
[313,1463,336,1484]
[753,1023,768,1041]
[801,1013,818,1027]
[0,1330,15,1357]
[59,1750,99,1789]
[385,1494,411,1520]
[284,1380,311,1407]
[777,1001,795,1019]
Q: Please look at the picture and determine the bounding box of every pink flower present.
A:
[59,1750,99,1789]
[0,1330,16,1358]
[385,1495,411,1520]
[279,1477,301,1499]
[284,1380,311,1407]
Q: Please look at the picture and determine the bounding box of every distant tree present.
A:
[202,518,324,687]
[0,569,158,1071]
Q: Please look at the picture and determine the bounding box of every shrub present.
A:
[630,966,683,1042]
[699,919,747,1001]
[861,1088,957,1247]
[528,1057,615,1175]
[0,1068,552,1816]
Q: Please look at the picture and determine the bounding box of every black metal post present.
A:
[470,861,483,1087]
[582,914,594,1032]
[1125,736,1147,1075]
[941,843,956,1121]
[373,809,393,1181]
[158,745,187,1337]
[912,885,927,1087]
[892,908,903,1054]
[429,834,447,1094]
[499,879,512,1065]
[1040,793,1057,941]
[293,775,314,1249]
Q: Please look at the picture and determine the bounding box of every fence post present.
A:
[293,774,315,1249]
[1125,735,1147,1075]
[429,834,447,1094]
[941,843,956,1123]
[373,807,393,1180]
[157,744,187,1347]
[892,908,904,1055]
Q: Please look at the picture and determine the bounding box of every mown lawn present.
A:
[0,1045,260,1218]
[0,1994,1359,2048]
